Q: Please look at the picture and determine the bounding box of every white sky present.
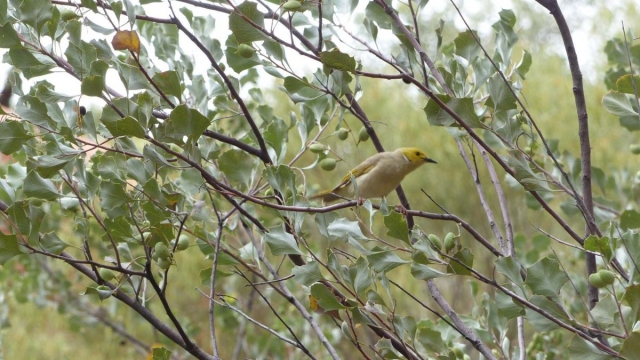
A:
[1,0,636,102]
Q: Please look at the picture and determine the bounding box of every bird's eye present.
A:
[415,152,420,156]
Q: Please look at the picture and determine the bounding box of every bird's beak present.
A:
[425,157,437,164]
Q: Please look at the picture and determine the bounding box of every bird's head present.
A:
[399,148,438,166]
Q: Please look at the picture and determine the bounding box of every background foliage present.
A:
[0,0,640,359]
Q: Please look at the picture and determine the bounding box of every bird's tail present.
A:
[308,190,341,203]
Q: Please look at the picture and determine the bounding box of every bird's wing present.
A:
[333,156,377,191]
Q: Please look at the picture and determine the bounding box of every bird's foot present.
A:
[357,197,365,206]
[394,204,408,216]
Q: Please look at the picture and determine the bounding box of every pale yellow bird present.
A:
[310,147,437,203]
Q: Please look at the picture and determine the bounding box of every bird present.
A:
[310,147,437,203]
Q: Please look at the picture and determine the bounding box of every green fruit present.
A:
[309,144,325,153]
[320,158,337,171]
[320,114,330,126]
[444,232,455,252]
[236,44,255,59]
[219,63,226,72]
[99,268,116,281]
[282,0,302,11]
[598,270,615,285]
[358,128,370,142]
[155,242,170,259]
[265,188,274,197]
[296,184,305,195]
[60,9,79,21]
[285,187,294,198]
[157,257,171,270]
[152,251,159,262]
[588,273,606,288]
[452,347,464,359]
[337,128,349,140]
[177,235,190,251]
[630,144,640,154]
[427,234,442,250]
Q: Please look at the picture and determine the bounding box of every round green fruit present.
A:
[358,128,370,142]
[177,235,190,251]
[588,273,606,288]
[320,113,330,126]
[630,144,640,154]
[236,44,255,59]
[309,144,325,153]
[598,270,615,285]
[99,268,116,281]
[337,128,349,140]
[320,158,337,171]
[155,242,170,259]
[157,257,171,270]
[60,9,79,21]
[444,232,455,252]
[282,0,302,11]
[427,234,442,250]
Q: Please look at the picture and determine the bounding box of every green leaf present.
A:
[454,30,480,62]
[525,295,571,332]
[40,232,69,255]
[265,225,303,256]
[16,95,56,127]
[383,211,409,244]
[485,74,517,111]
[616,74,640,94]
[82,285,113,301]
[319,50,357,73]
[100,181,131,210]
[416,324,446,354]
[367,250,410,273]
[507,151,551,191]
[218,149,256,190]
[584,235,613,263]
[0,233,24,265]
[310,283,345,311]
[621,210,640,230]
[495,256,524,288]
[620,331,640,358]
[81,75,105,96]
[282,76,324,103]
[151,347,172,360]
[327,218,368,241]
[524,257,569,302]
[23,171,59,200]
[292,261,325,286]
[152,71,182,99]
[80,0,98,12]
[198,267,232,284]
[0,22,20,48]
[163,105,211,142]
[602,91,638,117]
[495,290,524,319]
[349,257,373,297]
[263,165,297,201]
[424,95,483,128]
[566,335,617,360]
[515,50,532,78]
[228,1,266,43]
[0,121,31,155]
[364,1,391,29]
[35,83,75,103]
[446,248,474,275]
[35,155,71,178]
[19,0,53,34]
[410,263,447,280]
[101,116,146,139]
